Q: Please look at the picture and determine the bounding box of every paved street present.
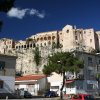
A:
[1,95,100,100]
[1,97,60,100]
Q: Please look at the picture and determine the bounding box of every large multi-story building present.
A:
[0,24,100,95]
[0,25,100,75]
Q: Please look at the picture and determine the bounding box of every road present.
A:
[1,97,59,100]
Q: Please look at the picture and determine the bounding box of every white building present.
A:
[0,54,17,93]
[15,74,47,95]
[47,72,63,96]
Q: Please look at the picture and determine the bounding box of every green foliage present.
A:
[0,0,15,12]
[26,38,33,42]
[96,73,100,78]
[43,51,84,99]
[0,0,15,31]
[43,52,84,75]
[52,41,62,49]
[33,47,41,73]
[34,47,41,66]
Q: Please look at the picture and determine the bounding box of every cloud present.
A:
[29,9,45,18]
[7,7,45,19]
[7,8,28,19]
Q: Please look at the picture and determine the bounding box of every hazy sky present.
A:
[0,0,100,40]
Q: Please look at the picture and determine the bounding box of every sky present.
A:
[0,0,100,40]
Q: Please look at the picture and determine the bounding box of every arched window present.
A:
[30,44,32,47]
[41,43,42,47]
[48,36,51,40]
[21,45,23,48]
[44,43,46,46]
[40,37,43,41]
[44,37,47,40]
[33,43,36,48]
[37,38,39,41]
[66,30,69,33]
[52,36,55,40]
[16,46,18,49]
[24,45,26,48]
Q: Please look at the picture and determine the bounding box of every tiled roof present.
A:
[15,75,46,81]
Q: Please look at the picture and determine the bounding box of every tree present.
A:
[0,0,15,30]
[34,47,41,73]
[43,52,84,100]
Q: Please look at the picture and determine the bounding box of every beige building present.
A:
[0,25,100,75]
[0,24,100,95]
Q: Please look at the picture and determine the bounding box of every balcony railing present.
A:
[76,74,84,80]
[66,74,84,80]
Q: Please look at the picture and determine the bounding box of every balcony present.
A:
[66,74,84,80]
[76,74,84,80]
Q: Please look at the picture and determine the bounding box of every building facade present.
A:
[0,24,100,95]
[15,75,47,95]
[0,54,17,93]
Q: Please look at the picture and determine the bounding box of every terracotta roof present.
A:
[15,75,46,81]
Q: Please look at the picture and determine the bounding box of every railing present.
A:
[76,74,84,80]
[66,74,84,80]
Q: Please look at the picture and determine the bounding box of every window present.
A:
[30,44,32,47]
[75,36,78,40]
[24,45,26,48]
[87,84,93,90]
[99,60,100,64]
[66,30,69,33]
[16,46,18,49]
[0,61,5,70]
[51,86,59,89]
[40,43,42,47]
[33,43,36,48]
[52,36,55,40]
[27,45,29,48]
[37,38,39,41]
[90,39,92,43]
[0,80,3,88]
[40,37,43,41]
[76,81,83,89]
[88,57,93,66]
[48,41,51,45]
[48,36,51,40]
[21,45,23,48]
[44,43,46,46]
[44,37,47,40]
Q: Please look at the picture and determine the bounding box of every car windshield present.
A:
[84,95,94,100]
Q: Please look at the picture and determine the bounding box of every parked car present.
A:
[71,94,95,100]
[44,91,58,98]
[24,91,33,98]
